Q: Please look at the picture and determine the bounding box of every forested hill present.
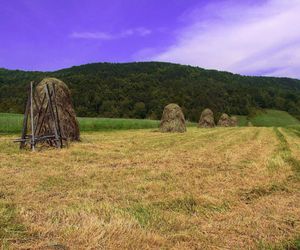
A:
[1,62,300,121]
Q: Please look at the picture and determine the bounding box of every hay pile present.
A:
[159,103,186,133]
[198,108,215,128]
[34,78,80,141]
[230,116,238,127]
[218,113,232,127]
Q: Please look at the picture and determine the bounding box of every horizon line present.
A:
[0,61,299,81]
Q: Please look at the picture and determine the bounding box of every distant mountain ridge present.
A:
[1,61,300,121]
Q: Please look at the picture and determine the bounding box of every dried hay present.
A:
[159,103,186,133]
[198,108,215,128]
[230,116,238,127]
[34,78,80,141]
[218,113,232,127]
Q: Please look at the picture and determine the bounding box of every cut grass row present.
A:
[0,113,197,134]
[0,201,27,248]
[272,127,300,179]
[1,128,300,248]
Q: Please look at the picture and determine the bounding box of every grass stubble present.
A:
[0,127,299,249]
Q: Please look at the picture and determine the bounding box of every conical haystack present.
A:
[230,116,238,127]
[218,113,231,127]
[198,108,215,128]
[159,103,186,133]
[34,78,80,141]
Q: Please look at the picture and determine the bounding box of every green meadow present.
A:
[1,109,300,134]
[0,113,160,134]
[237,109,300,127]
[0,113,198,134]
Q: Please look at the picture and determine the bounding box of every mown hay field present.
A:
[0,127,300,249]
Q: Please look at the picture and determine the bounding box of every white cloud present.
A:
[151,0,300,78]
[70,27,151,40]
[135,27,152,36]
[70,32,113,40]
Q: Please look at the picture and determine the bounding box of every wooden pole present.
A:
[20,85,31,149]
[35,102,49,136]
[45,84,61,148]
[51,83,63,148]
[35,90,53,136]
[33,93,47,135]
[30,81,35,151]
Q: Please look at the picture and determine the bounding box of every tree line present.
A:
[1,62,300,121]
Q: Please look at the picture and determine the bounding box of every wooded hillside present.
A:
[1,62,300,121]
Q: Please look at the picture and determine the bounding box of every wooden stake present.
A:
[20,86,31,149]
[45,84,61,148]
[30,81,35,151]
[17,81,65,150]
[34,93,46,135]
[35,91,53,136]
[51,83,63,148]
[35,102,49,136]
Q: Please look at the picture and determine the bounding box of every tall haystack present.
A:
[198,108,215,128]
[218,113,231,127]
[34,78,80,141]
[159,103,186,133]
[230,116,238,127]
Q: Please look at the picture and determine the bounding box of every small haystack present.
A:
[159,103,186,133]
[34,78,80,141]
[230,116,238,127]
[218,113,232,127]
[198,108,215,128]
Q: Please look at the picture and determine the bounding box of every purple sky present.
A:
[1,0,300,78]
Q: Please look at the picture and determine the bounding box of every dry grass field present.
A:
[0,127,300,249]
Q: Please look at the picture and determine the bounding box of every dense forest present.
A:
[1,62,300,121]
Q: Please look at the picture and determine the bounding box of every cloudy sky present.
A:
[1,0,300,78]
